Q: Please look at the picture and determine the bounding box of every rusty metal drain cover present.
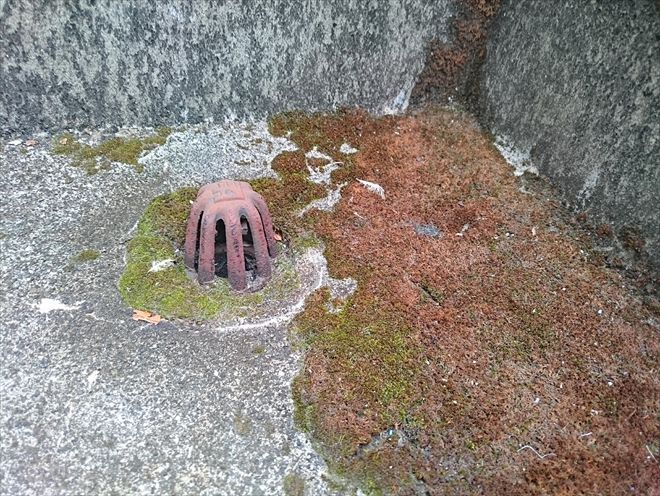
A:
[184,180,278,291]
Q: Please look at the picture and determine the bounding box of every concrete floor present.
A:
[0,124,344,495]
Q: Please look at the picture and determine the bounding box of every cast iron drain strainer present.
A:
[184,180,278,292]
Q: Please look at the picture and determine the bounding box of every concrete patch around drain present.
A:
[0,122,345,496]
[216,248,356,333]
[139,121,298,187]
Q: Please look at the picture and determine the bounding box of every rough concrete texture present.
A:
[0,0,453,134]
[481,0,660,270]
[0,127,350,495]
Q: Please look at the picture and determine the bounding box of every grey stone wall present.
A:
[481,0,660,271]
[0,0,453,134]
[3,0,659,274]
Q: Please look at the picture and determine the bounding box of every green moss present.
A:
[233,411,251,435]
[118,232,216,320]
[51,126,171,174]
[73,249,100,263]
[290,231,322,253]
[118,187,299,321]
[291,375,312,433]
[137,186,198,243]
[250,168,326,239]
[290,286,424,469]
[282,474,306,496]
[65,248,101,271]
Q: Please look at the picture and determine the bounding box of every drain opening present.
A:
[193,217,257,281]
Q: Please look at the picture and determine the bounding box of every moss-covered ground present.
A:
[114,107,659,493]
[118,187,300,321]
[265,107,660,494]
[51,126,171,174]
[116,124,337,321]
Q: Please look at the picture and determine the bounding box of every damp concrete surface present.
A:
[0,124,352,495]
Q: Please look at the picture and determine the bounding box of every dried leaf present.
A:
[132,309,161,324]
[274,233,283,241]
[25,139,36,146]
[59,137,68,145]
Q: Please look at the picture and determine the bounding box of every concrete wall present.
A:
[3,0,659,274]
[0,0,453,134]
[480,0,660,272]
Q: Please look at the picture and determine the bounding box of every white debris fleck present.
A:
[340,142,358,154]
[148,259,176,272]
[36,298,81,314]
[7,139,22,146]
[456,224,470,236]
[356,179,385,199]
[87,370,99,389]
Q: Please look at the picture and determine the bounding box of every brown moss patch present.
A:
[410,0,502,111]
[282,107,660,494]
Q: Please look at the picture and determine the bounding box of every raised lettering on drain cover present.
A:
[184,180,278,292]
